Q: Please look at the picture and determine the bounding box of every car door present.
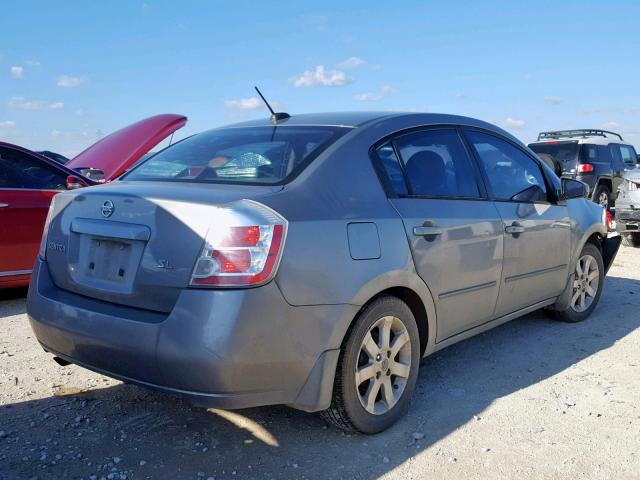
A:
[376,128,504,342]
[463,129,571,317]
[0,147,65,284]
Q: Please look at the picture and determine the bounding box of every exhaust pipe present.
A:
[53,356,71,367]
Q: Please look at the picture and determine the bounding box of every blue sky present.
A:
[2,1,640,156]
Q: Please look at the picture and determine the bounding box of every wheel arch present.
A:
[594,178,612,195]
[336,270,437,358]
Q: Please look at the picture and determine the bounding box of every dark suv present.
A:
[529,129,638,208]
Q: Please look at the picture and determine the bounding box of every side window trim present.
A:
[460,126,554,205]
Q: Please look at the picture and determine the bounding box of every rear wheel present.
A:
[554,243,604,323]
[593,184,611,209]
[621,233,640,247]
[321,296,420,433]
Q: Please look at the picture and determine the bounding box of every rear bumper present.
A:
[27,259,355,411]
[615,206,640,232]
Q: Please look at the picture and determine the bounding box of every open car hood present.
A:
[65,114,187,181]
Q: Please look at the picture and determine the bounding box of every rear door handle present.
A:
[505,222,525,235]
[413,226,443,236]
[0,203,8,208]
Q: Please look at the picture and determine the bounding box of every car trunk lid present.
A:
[65,114,187,181]
[45,181,282,312]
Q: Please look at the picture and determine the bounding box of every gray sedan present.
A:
[27,112,620,433]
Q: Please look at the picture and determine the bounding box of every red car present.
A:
[0,114,186,288]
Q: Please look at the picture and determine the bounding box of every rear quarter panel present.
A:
[261,120,439,351]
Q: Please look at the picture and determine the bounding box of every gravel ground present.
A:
[1,245,639,480]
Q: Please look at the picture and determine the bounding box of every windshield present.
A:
[124,126,349,184]
[529,141,579,167]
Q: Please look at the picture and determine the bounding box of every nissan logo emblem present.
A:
[101,200,115,218]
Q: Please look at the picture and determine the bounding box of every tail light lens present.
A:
[603,209,613,232]
[190,200,287,287]
[577,163,594,173]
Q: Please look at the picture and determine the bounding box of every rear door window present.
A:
[0,147,66,190]
[392,129,480,198]
[580,144,598,162]
[619,145,637,166]
[465,130,548,203]
[375,142,408,195]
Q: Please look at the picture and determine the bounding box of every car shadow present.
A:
[0,286,28,316]
[2,274,639,479]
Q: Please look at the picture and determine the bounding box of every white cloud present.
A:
[8,96,46,110]
[10,66,24,78]
[51,129,62,138]
[56,74,86,88]
[0,120,16,128]
[291,65,351,87]
[354,92,382,102]
[544,96,562,105]
[224,97,262,110]
[338,56,366,69]
[502,117,526,129]
[24,60,41,67]
[455,93,467,100]
[603,121,621,130]
[75,108,86,117]
[8,96,64,111]
[354,85,395,102]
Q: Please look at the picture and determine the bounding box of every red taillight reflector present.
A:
[214,249,252,273]
[577,163,594,173]
[605,210,613,231]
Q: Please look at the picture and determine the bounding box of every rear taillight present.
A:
[603,209,613,232]
[577,163,594,173]
[38,200,57,260]
[190,200,287,287]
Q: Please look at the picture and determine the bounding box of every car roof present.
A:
[219,111,515,138]
[224,111,405,128]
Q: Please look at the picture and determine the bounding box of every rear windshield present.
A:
[529,141,579,166]
[124,126,349,184]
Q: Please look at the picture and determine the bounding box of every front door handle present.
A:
[0,203,8,208]
[505,222,525,235]
[413,226,443,236]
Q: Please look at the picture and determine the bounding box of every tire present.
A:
[554,243,604,323]
[621,233,640,247]
[321,296,421,434]
[592,184,611,209]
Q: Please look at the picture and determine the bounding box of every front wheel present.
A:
[592,185,611,209]
[554,243,604,323]
[321,296,420,433]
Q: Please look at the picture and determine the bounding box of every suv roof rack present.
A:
[537,129,623,141]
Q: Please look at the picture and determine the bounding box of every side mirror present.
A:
[66,175,85,190]
[560,178,588,200]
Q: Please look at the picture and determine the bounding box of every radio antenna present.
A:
[254,86,290,123]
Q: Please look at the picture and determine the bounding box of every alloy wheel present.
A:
[598,192,609,208]
[571,254,600,313]
[355,315,412,415]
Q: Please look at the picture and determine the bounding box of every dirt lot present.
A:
[1,245,639,480]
